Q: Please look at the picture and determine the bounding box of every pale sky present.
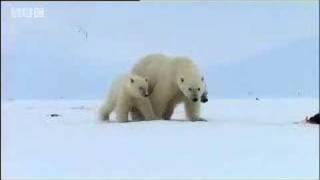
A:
[1,1,319,99]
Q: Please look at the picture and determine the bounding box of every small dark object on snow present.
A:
[255,97,260,101]
[50,113,60,117]
[306,113,320,124]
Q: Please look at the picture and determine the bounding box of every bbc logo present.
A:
[11,7,45,18]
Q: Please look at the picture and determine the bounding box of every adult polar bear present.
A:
[131,54,206,121]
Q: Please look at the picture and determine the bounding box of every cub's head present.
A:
[127,74,149,98]
[177,75,205,103]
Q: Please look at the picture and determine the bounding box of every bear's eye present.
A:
[188,88,192,91]
[180,78,184,83]
[198,88,200,91]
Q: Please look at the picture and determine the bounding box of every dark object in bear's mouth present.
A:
[306,113,320,124]
[201,97,208,103]
[201,92,208,103]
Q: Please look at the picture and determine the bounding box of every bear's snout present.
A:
[144,94,149,97]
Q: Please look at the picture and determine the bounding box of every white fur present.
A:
[99,74,157,122]
[132,54,206,121]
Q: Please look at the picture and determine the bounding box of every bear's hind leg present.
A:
[99,98,115,121]
[137,99,157,120]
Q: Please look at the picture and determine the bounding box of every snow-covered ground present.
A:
[1,98,319,179]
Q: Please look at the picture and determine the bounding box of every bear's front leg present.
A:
[115,101,130,122]
[137,99,158,120]
[184,100,201,121]
[163,102,175,120]
[130,107,145,121]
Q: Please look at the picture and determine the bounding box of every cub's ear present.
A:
[201,77,204,82]
[180,77,184,83]
[130,78,134,83]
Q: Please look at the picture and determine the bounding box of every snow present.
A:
[1,98,319,179]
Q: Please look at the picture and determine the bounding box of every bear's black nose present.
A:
[192,98,198,102]
[144,94,149,97]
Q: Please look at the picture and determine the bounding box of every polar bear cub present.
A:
[99,74,157,122]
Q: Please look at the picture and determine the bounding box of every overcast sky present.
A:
[1,1,319,99]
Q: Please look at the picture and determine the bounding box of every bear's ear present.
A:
[180,77,184,83]
[201,77,204,82]
[130,78,134,83]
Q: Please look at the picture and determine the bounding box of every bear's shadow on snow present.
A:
[166,118,208,122]
[102,118,208,123]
